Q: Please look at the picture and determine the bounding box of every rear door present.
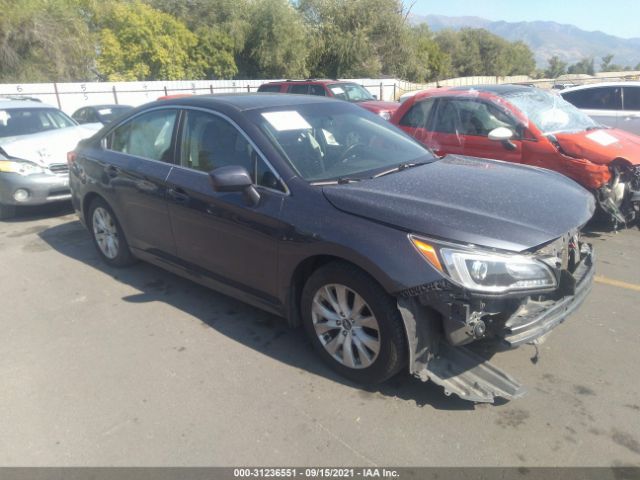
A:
[396,97,437,146]
[98,108,179,255]
[562,86,622,129]
[165,108,287,306]
[621,86,640,134]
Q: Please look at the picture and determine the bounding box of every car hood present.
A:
[322,155,595,252]
[553,128,640,166]
[357,100,401,114]
[0,124,101,167]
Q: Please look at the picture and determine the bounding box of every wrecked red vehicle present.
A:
[391,85,640,225]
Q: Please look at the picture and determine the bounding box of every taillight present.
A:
[67,151,77,166]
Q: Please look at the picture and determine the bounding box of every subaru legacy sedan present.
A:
[69,94,595,403]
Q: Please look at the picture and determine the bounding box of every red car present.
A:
[391,85,640,225]
[258,79,400,120]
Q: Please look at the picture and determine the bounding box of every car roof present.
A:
[449,84,535,96]
[560,81,640,94]
[154,93,342,111]
[261,79,353,86]
[0,99,57,110]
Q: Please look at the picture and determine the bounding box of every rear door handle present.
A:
[105,165,119,178]
[167,187,190,203]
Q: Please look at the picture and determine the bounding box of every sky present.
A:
[412,0,640,39]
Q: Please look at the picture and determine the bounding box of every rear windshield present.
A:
[251,102,434,182]
[0,108,76,138]
[97,106,132,123]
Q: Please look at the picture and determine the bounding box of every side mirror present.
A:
[372,94,378,100]
[209,165,260,206]
[488,127,517,151]
[488,127,514,141]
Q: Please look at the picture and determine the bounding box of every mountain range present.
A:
[412,14,640,70]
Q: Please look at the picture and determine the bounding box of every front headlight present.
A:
[410,236,556,293]
[0,160,45,176]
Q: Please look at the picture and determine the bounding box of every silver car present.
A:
[560,82,640,135]
[0,99,101,219]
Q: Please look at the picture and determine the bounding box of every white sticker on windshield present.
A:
[331,87,345,94]
[98,108,113,115]
[261,111,311,131]
[586,130,618,146]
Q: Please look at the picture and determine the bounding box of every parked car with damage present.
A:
[69,94,595,403]
[390,85,640,226]
[0,98,101,219]
[560,82,640,135]
[72,104,133,125]
[258,79,400,120]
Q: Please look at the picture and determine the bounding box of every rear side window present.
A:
[562,87,622,110]
[258,84,282,93]
[288,84,309,95]
[399,99,436,129]
[309,85,327,96]
[623,87,640,110]
[107,109,177,162]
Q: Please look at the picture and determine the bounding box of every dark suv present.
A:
[257,80,400,120]
[70,94,595,403]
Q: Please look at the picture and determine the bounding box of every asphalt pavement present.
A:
[0,203,639,467]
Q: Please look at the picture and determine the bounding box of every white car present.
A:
[560,82,640,135]
[0,98,102,219]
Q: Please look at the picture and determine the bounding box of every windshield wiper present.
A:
[310,177,362,186]
[372,161,430,179]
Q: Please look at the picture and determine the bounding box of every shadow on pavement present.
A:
[38,218,476,412]
[1,202,74,223]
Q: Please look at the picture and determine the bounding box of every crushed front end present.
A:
[397,232,595,403]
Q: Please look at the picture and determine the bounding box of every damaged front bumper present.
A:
[397,243,595,403]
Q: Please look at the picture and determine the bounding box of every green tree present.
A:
[0,0,95,82]
[567,57,595,75]
[544,56,567,78]
[96,2,201,81]
[300,0,421,79]
[239,0,309,78]
[506,41,536,76]
[401,24,448,82]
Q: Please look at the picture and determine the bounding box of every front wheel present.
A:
[301,262,408,384]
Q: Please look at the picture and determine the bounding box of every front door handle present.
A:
[167,187,190,203]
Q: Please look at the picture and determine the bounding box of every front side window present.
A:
[252,102,434,182]
[0,108,76,138]
[562,87,622,111]
[107,109,177,162]
[623,86,640,111]
[179,110,285,192]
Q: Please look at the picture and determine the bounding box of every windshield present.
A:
[505,89,598,135]
[328,83,375,102]
[252,102,434,182]
[97,106,132,123]
[0,108,76,138]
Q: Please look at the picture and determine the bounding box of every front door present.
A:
[166,109,288,307]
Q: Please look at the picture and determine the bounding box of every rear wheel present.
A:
[88,198,135,267]
[0,203,16,220]
[301,262,407,384]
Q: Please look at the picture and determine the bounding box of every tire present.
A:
[301,261,408,385]
[87,197,135,267]
[0,203,16,220]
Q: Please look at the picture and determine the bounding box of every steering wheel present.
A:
[337,143,367,163]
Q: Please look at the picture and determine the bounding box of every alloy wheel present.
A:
[92,206,120,259]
